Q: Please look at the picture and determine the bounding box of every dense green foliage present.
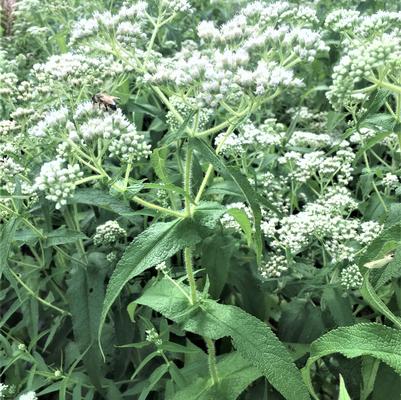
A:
[1,0,401,399]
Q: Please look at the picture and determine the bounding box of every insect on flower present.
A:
[91,93,119,111]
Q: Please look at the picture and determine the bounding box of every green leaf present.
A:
[98,219,202,352]
[0,217,19,278]
[387,203,401,227]
[66,253,108,392]
[360,272,401,329]
[361,114,395,131]
[151,147,171,184]
[130,102,165,119]
[361,90,390,119]
[278,299,325,343]
[322,287,355,327]
[73,188,134,216]
[193,201,226,230]
[374,246,401,289]
[139,363,169,400]
[361,357,380,400]
[115,78,130,105]
[355,130,395,160]
[338,375,351,400]
[44,227,88,248]
[201,234,234,298]
[303,323,401,399]
[372,363,401,399]
[226,208,253,246]
[190,138,263,264]
[161,342,199,354]
[358,223,401,266]
[136,278,310,400]
[172,352,262,400]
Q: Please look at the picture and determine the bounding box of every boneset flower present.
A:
[72,108,151,162]
[340,264,363,290]
[18,392,38,400]
[145,328,163,346]
[93,220,126,246]
[33,159,83,209]
[259,254,288,278]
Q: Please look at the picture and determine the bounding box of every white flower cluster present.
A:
[18,392,38,400]
[325,9,360,32]
[145,328,163,346]
[326,9,401,38]
[251,172,290,214]
[287,131,334,148]
[327,33,401,108]
[279,140,354,184]
[28,107,69,138]
[259,254,288,278]
[340,264,363,290]
[33,159,83,209]
[286,107,329,132]
[69,2,148,46]
[0,120,19,136]
[93,220,126,246]
[32,53,124,91]
[262,186,383,267]
[155,261,168,272]
[166,96,212,131]
[381,173,400,190]
[71,107,151,162]
[0,383,9,399]
[355,11,401,37]
[215,119,284,155]
[0,157,24,181]
[144,1,327,107]
[10,107,36,121]
[0,72,18,96]
[106,251,117,262]
[349,127,376,144]
[161,0,192,13]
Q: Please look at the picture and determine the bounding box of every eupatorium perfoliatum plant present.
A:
[1,0,401,399]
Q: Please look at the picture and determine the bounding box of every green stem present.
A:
[184,247,197,304]
[132,195,185,218]
[205,337,219,385]
[196,106,250,138]
[9,269,70,316]
[194,164,214,204]
[124,161,133,189]
[368,77,401,95]
[363,151,388,212]
[75,175,104,186]
[184,146,193,216]
[194,123,237,204]
[64,206,88,263]
[147,16,161,53]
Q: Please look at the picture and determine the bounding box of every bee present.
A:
[91,93,119,111]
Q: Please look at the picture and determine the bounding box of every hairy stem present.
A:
[184,146,193,216]
[184,247,197,304]
[205,337,219,385]
[132,195,185,218]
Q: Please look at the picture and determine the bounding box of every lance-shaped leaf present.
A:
[302,323,401,399]
[136,278,310,400]
[173,352,262,400]
[98,219,202,351]
[190,138,264,264]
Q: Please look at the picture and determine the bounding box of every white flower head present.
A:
[18,391,38,400]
